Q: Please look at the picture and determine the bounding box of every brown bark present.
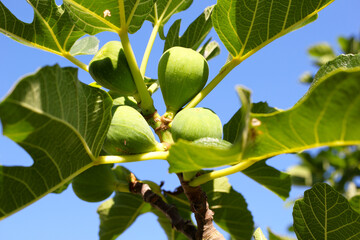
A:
[177,174,225,240]
[129,173,197,239]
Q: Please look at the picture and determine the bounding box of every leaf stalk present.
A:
[94,151,169,165]
[189,159,257,187]
[119,31,156,115]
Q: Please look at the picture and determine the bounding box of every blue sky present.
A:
[1,0,360,239]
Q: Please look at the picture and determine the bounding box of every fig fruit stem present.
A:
[119,31,156,115]
[63,52,88,72]
[140,21,161,76]
[93,151,169,165]
[189,159,257,187]
[184,58,241,110]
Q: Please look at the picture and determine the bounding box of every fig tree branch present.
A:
[129,174,197,239]
[177,174,225,240]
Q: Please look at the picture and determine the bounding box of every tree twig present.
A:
[129,173,197,239]
[177,174,225,240]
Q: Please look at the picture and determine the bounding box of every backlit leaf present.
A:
[168,54,360,177]
[0,65,112,219]
[0,1,85,55]
[293,183,360,239]
[212,0,333,59]
[64,0,154,34]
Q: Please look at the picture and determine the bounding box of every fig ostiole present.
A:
[89,41,137,96]
[171,107,223,142]
[72,165,117,202]
[102,105,162,155]
[158,47,209,117]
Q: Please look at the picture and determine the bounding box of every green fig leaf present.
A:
[308,43,336,60]
[212,0,334,59]
[164,6,214,52]
[293,183,360,239]
[69,36,100,56]
[0,65,112,219]
[97,192,152,240]
[0,0,85,55]
[268,228,295,240]
[147,0,193,35]
[203,176,254,240]
[349,195,360,214]
[242,160,291,200]
[63,0,154,34]
[167,54,360,176]
[338,36,360,54]
[197,38,221,61]
[253,228,268,240]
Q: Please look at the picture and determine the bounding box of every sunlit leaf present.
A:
[147,0,193,33]
[212,0,334,59]
[197,38,221,61]
[167,54,360,174]
[293,183,360,239]
[253,228,267,240]
[0,65,112,219]
[64,0,154,34]
[69,36,100,56]
[0,0,85,55]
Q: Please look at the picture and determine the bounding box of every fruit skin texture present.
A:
[103,105,158,155]
[171,108,222,142]
[89,41,136,95]
[72,165,116,202]
[158,46,209,113]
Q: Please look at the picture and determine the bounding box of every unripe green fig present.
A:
[158,47,209,115]
[103,105,160,155]
[89,41,137,95]
[72,165,116,202]
[171,108,222,142]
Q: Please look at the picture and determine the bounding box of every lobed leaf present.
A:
[212,0,334,59]
[0,0,85,55]
[163,6,214,52]
[63,0,154,34]
[293,183,360,239]
[0,65,112,219]
[167,54,360,184]
[147,0,193,32]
